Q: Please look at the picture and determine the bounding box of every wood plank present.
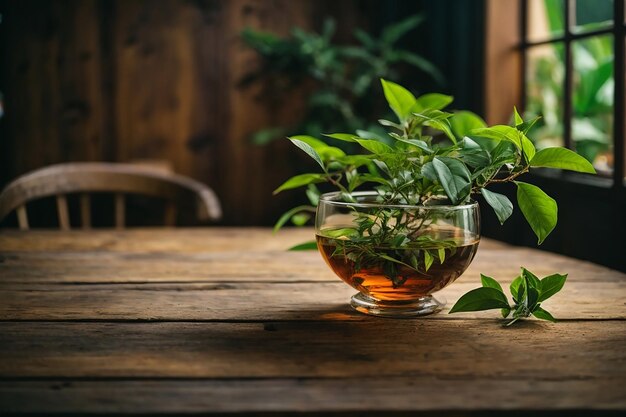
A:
[0,321,624,380]
[0,281,623,321]
[1,377,624,415]
[0,245,621,284]
[0,228,321,253]
[0,251,331,282]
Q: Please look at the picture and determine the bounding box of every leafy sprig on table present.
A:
[450,267,568,326]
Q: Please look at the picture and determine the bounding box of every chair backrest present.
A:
[0,163,222,230]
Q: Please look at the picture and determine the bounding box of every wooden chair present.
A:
[0,163,222,230]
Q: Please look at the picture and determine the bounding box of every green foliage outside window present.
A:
[525,0,614,172]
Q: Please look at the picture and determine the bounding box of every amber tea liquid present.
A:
[316,232,479,301]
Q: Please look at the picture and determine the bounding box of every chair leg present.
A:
[56,195,70,230]
[164,201,177,227]
[80,194,91,229]
[16,205,29,231]
[115,193,125,229]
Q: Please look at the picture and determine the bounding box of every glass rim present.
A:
[319,191,479,210]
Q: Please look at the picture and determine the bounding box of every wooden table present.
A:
[0,228,625,416]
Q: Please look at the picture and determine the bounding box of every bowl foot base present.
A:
[350,293,445,318]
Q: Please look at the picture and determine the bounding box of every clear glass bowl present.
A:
[315,191,480,318]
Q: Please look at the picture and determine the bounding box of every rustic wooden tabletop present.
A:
[0,228,624,416]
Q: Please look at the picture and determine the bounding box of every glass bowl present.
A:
[315,191,480,317]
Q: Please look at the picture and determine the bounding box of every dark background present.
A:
[1,0,623,272]
[0,0,485,224]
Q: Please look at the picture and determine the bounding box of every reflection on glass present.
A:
[525,43,565,148]
[528,0,565,42]
[572,35,614,174]
[573,0,614,33]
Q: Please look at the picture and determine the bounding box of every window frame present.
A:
[483,0,626,272]
[485,0,625,192]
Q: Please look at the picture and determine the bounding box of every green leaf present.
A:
[291,213,311,226]
[521,267,541,289]
[288,137,325,170]
[437,247,446,264]
[273,173,327,194]
[481,188,513,225]
[431,157,471,204]
[273,205,316,232]
[354,28,376,48]
[532,306,557,322]
[413,93,453,113]
[538,273,568,303]
[501,307,511,318]
[337,155,373,168]
[354,138,394,155]
[322,228,359,239]
[490,140,517,164]
[379,254,417,271]
[526,286,539,311]
[394,138,434,153]
[517,115,541,134]
[510,276,523,303]
[530,147,596,173]
[449,287,511,313]
[305,184,320,206]
[381,14,424,44]
[421,162,437,181]
[288,241,319,251]
[380,78,417,122]
[356,129,386,141]
[291,135,346,161]
[395,51,445,85]
[515,182,558,244]
[513,106,524,126]
[459,137,491,167]
[378,119,403,129]
[424,250,434,271]
[419,115,456,143]
[324,133,357,142]
[481,274,504,293]
[520,133,536,162]
[471,125,535,161]
[450,111,487,139]
[290,135,327,149]
[353,174,389,188]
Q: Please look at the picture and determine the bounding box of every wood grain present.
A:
[0,231,621,285]
[0,281,623,321]
[0,228,624,415]
[2,378,624,414]
[0,321,624,380]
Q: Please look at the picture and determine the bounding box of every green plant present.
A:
[274,79,595,282]
[450,267,567,326]
[241,15,442,145]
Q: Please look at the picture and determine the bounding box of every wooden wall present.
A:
[0,0,369,225]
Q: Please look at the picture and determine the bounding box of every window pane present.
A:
[572,35,614,174]
[526,43,565,148]
[528,0,565,42]
[573,0,614,33]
